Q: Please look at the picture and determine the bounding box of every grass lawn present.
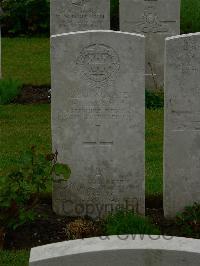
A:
[0,250,29,266]
[0,104,51,176]
[2,38,50,85]
[146,108,163,196]
[0,105,163,195]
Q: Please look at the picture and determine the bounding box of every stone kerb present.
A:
[29,235,200,265]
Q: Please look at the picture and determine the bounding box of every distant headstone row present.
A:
[50,0,199,219]
[51,0,180,89]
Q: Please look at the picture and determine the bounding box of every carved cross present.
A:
[83,124,113,147]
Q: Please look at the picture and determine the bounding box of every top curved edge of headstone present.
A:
[51,30,145,39]
[30,235,200,263]
[166,32,200,42]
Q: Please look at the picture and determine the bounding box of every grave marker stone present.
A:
[50,0,110,35]
[51,30,145,218]
[164,33,200,218]
[120,0,180,89]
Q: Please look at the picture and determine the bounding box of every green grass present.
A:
[146,109,163,196]
[181,0,200,33]
[0,79,22,104]
[104,210,160,235]
[2,38,50,85]
[0,104,51,175]
[0,250,29,266]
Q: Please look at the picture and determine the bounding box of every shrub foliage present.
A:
[176,203,200,239]
[0,0,50,36]
[0,147,71,230]
[146,90,164,110]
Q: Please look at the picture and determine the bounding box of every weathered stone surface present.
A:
[51,30,145,218]
[50,0,110,35]
[120,0,180,89]
[164,33,200,218]
[29,235,200,266]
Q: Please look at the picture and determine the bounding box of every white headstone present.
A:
[120,0,180,89]
[164,33,200,218]
[29,236,200,266]
[50,0,110,35]
[51,30,145,218]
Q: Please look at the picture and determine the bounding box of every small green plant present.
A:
[176,203,200,238]
[0,146,71,230]
[145,90,164,109]
[0,79,22,104]
[104,211,160,235]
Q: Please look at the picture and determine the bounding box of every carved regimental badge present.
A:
[77,44,120,82]
[136,6,169,33]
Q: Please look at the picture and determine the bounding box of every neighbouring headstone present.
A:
[51,30,145,218]
[29,236,200,266]
[164,33,200,218]
[120,0,180,89]
[50,0,110,35]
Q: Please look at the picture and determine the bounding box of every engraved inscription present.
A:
[72,0,88,7]
[77,44,120,82]
[57,0,106,29]
[176,39,200,74]
[56,90,133,121]
[57,105,134,121]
